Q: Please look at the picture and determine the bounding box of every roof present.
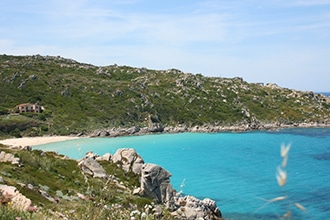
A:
[16,103,39,107]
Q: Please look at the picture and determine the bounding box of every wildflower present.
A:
[27,205,38,212]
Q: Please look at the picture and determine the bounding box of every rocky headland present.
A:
[0,145,223,219]
[80,148,222,219]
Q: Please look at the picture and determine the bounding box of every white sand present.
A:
[0,136,80,147]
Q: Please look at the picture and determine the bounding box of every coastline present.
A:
[0,136,80,148]
[0,122,329,148]
[88,121,330,138]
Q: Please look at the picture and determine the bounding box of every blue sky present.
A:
[1,0,330,91]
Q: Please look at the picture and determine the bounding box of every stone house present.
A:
[16,103,43,113]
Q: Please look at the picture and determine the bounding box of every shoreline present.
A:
[88,121,330,137]
[0,136,80,148]
[1,122,329,148]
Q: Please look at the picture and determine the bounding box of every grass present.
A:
[0,145,172,219]
[0,205,39,220]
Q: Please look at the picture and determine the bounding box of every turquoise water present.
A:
[35,128,330,219]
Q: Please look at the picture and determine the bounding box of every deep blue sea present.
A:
[318,92,330,97]
[35,128,330,219]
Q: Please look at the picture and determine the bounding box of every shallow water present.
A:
[35,128,330,219]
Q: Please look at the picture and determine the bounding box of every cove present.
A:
[34,128,330,219]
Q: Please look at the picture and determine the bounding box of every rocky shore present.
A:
[80,149,223,219]
[1,121,328,148]
[1,123,329,218]
[88,121,330,138]
[1,147,223,219]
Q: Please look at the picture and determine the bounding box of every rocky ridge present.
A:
[0,147,223,219]
[79,148,223,219]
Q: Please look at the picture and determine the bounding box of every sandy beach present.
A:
[0,136,80,147]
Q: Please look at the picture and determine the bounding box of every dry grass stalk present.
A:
[281,155,289,167]
[256,143,308,218]
[276,166,287,187]
[276,144,290,187]
[283,211,291,218]
[269,196,287,203]
[294,203,307,212]
[255,196,288,212]
[280,144,291,159]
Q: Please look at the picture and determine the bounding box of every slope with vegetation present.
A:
[0,54,329,137]
[1,146,223,219]
[0,145,170,219]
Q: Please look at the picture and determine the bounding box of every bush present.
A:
[0,107,9,115]
[10,128,22,138]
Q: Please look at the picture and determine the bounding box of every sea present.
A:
[319,92,330,97]
[34,128,330,219]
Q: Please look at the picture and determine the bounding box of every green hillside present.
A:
[1,54,329,137]
[0,146,165,219]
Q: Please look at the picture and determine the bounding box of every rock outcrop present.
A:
[110,126,141,137]
[96,152,111,161]
[148,122,164,132]
[137,163,223,219]
[0,184,31,210]
[0,151,20,165]
[139,163,176,209]
[111,148,144,174]
[173,196,222,220]
[78,157,108,179]
[148,115,164,132]
[78,149,222,219]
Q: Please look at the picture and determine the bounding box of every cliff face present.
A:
[0,54,329,136]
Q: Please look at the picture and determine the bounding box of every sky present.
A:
[1,0,330,92]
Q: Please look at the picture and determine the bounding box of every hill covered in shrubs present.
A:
[0,54,329,137]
